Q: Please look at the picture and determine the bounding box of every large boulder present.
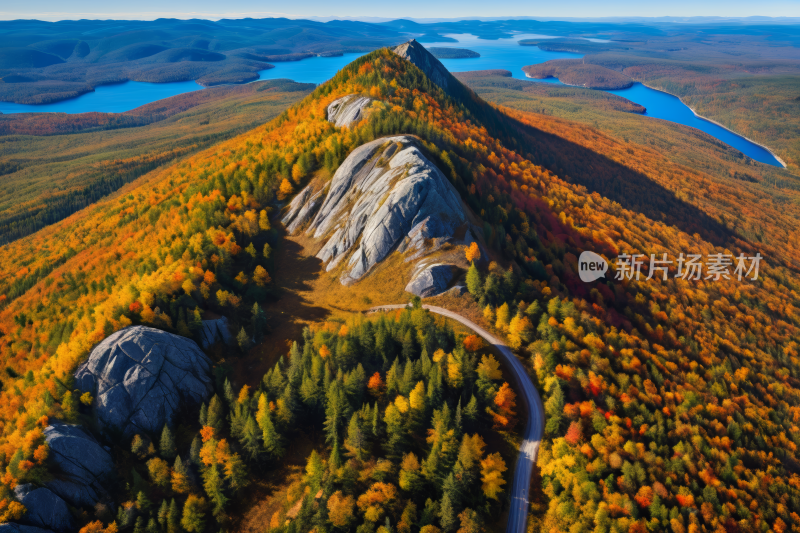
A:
[284,136,468,285]
[405,263,455,298]
[43,423,114,508]
[13,485,74,532]
[327,95,373,128]
[74,326,213,437]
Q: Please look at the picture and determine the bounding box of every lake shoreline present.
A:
[524,72,786,169]
[638,82,788,169]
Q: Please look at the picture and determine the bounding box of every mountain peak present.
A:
[392,39,452,91]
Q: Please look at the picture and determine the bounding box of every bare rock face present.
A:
[327,95,373,128]
[43,423,114,508]
[405,264,455,297]
[200,317,233,349]
[393,40,452,92]
[13,485,74,532]
[281,184,324,234]
[284,135,468,287]
[0,524,53,533]
[74,326,213,438]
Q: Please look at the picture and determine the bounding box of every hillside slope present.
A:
[0,42,797,533]
[0,79,314,244]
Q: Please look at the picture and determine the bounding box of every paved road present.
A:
[370,304,545,533]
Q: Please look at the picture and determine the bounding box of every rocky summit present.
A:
[392,40,453,92]
[283,135,475,290]
[74,326,213,437]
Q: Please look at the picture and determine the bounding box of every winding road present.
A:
[369,304,545,533]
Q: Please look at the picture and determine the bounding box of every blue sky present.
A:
[1,0,799,20]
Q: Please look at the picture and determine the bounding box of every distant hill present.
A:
[428,47,480,59]
[0,18,408,104]
[523,58,633,90]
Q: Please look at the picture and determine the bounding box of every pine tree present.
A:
[159,424,176,459]
[168,499,180,533]
[133,517,145,533]
[372,401,381,438]
[223,379,235,404]
[304,450,325,492]
[544,380,564,436]
[260,407,283,460]
[345,412,366,461]
[402,330,415,360]
[158,500,169,529]
[198,403,208,426]
[463,395,479,430]
[136,491,151,513]
[207,394,225,433]
[202,464,228,517]
[237,326,251,352]
[439,492,457,533]
[241,415,262,460]
[466,263,482,298]
[224,452,249,492]
[189,436,202,465]
[181,495,206,533]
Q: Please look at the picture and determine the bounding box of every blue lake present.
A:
[0,33,784,168]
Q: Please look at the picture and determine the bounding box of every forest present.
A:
[88,307,519,533]
[0,79,314,244]
[521,60,633,90]
[0,42,797,533]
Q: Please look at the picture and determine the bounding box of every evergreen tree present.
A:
[159,424,176,459]
[168,499,180,533]
[223,379,235,405]
[189,436,202,465]
[136,491,152,513]
[202,464,228,517]
[206,394,225,433]
[158,500,169,530]
[241,415,262,460]
[466,263,482,299]
[181,495,206,533]
[463,395,479,430]
[237,326,251,352]
[304,450,325,492]
[345,412,366,461]
[439,492,457,533]
[198,403,208,426]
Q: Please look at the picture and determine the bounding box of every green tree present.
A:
[305,450,325,492]
[466,263,482,299]
[181,495,206,533]
[159,424,176,459]
[206,394,225,433]
[237,326,251,352]
[345,412,367,461]
[168,498,181,533]
[202,464,228,517]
